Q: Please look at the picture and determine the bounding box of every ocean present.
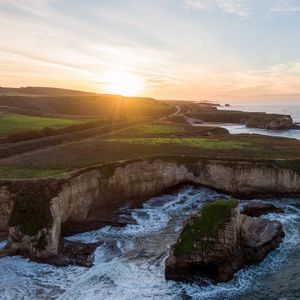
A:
[0,186,299,300]
[219,101,300,140]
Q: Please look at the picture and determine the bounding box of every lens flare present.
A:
[102,71,144,96]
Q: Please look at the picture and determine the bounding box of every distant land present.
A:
[0,86,100,97]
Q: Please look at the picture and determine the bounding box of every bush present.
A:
[7,130,44,142]
[6,121,105,143]
[41,127,57,136]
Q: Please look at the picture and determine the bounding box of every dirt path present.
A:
[0,105,178,165]
[0,105,181,163]
[0,120,151,164]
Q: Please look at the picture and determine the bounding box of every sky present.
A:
[1,0,300,101]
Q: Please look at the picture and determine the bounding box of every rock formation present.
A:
[35,239,102,267]
[242,202,284,217]
[0,157,297,264]
[245,115,293,130]
[187,108,294,130]
[165,199,284,283]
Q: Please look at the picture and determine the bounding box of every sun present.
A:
[102,71,144,96]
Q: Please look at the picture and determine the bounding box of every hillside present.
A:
[0,87,96,97]
[0,91,172,119]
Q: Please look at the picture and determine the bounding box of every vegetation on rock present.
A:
[174,199,239,255]
[8,182,59,236]
[245,114,292,129]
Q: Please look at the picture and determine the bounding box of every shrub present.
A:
[7,130,44,142]
[41,127,57,136]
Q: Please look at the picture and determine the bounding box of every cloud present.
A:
[2,0,54,6]
[269,2,300,14]
[185,0,250,17]
[1,0,56,14]
[185,0,300,17]
[213,60,300,97]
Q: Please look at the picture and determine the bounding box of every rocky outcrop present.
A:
[187,108,294,130]
[242,203,284,217]
[0,157,298,263]
[34,239,102,267]
[165,200,284,283]
[245,115,293,130]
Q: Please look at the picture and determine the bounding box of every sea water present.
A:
[218,101,300,140]
[0,186,299,300]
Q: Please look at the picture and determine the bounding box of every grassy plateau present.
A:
[0,114,82,137]
[1,92,300,179]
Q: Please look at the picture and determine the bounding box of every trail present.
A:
[0,105,179,165]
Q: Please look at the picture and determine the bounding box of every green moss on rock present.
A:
[275,159,300,173]
[8,181,60,236]
[174,199,239,255]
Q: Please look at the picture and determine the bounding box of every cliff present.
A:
[0,157,299,262]
[187,108,294,130]
[165,200,284,283]
[245,115,293,130]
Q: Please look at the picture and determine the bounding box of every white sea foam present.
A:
[0,188,299,300]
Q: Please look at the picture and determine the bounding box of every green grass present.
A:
[136,124,185,134]
[0,166,69,179]
[174,199,239,255]
[0,114,82,137]
[107,137,250,149]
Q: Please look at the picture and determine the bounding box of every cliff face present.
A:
[190,160,300,196]
[245,115,293,130]
[0,186,13,237]
[187,109,294,130]
[0,158,299,261]
[165,200,284,283]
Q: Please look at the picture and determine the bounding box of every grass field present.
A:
[136,124,185,134]
[0,114,82,137]
[0,94,173,118]
[1,116,300,179]
[1,133,300,179]
[0,166,70,179]
[107,137,249,149]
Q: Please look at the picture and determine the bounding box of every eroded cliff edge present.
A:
[0,157,299,262]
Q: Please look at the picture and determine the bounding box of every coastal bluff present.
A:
[0,157,299,262]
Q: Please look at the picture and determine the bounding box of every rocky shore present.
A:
[0,157,298,265]
[186,103,294,130]
[165,199,284,283]
[242,202,284,217]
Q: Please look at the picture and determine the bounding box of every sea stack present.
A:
[165,199,284,283]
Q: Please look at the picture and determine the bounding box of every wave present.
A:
[0,188,299,300]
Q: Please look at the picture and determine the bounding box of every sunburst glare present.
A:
[102,71,144,96]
